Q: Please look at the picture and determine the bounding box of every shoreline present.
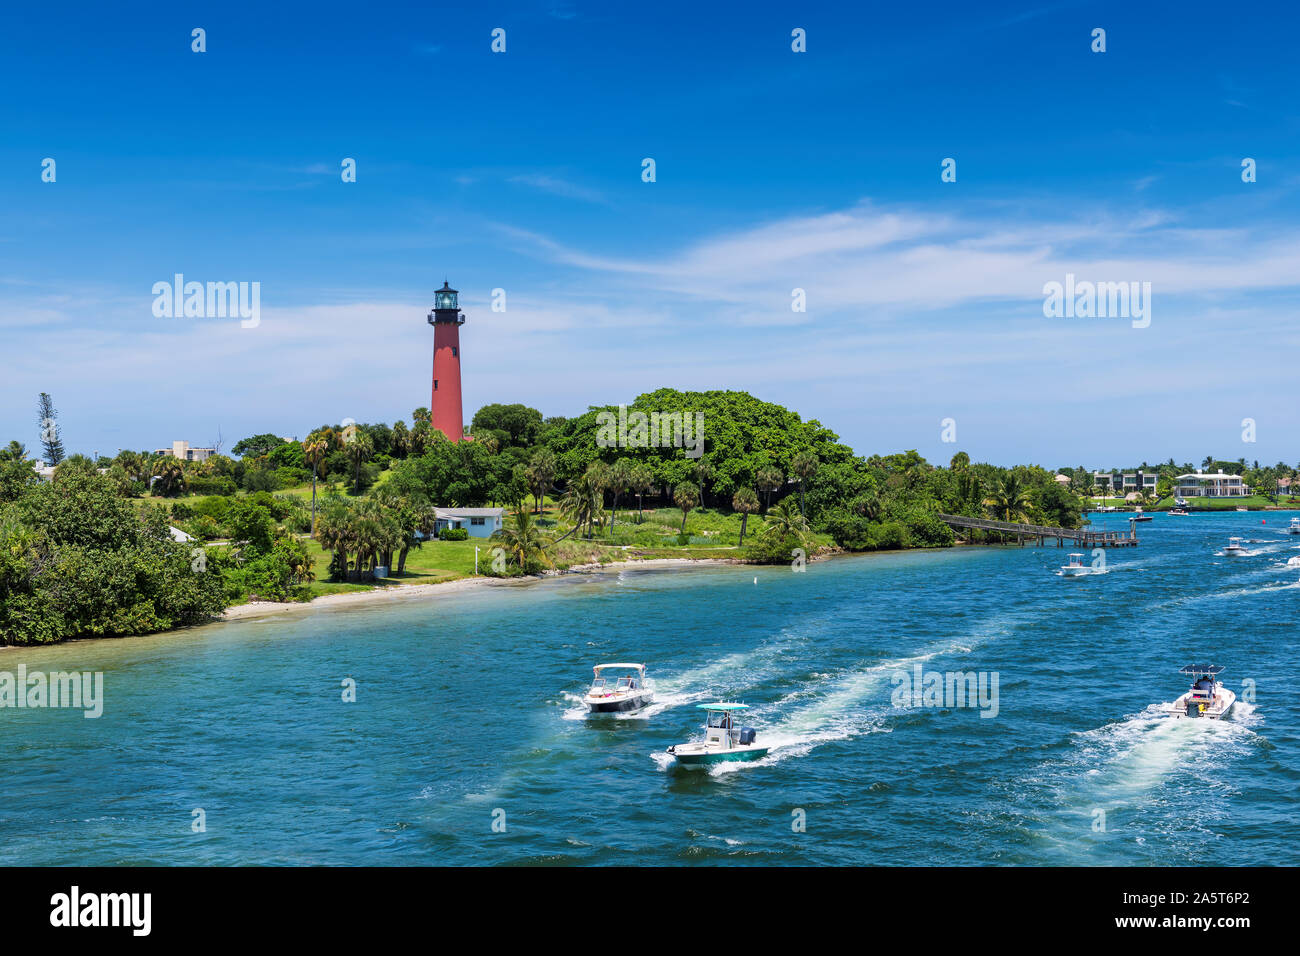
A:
[216,556,746,623]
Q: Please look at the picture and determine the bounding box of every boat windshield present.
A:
[705,711,733,729]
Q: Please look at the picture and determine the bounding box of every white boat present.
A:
[1223,537,1246,555]
[584,663,653,713]
[665,703,769,767]
[1288,518,1300,535]
[1169,664,1235,720]
[1168,508,1190,516]
[1059,553,1089,577]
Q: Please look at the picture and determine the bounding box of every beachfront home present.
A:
[432,507,504,539]
[1173,472,1250,499]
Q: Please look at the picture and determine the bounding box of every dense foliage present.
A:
[0,472,226,644]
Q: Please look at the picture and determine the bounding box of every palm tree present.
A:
[150,456,186,496]
[346,432,374,494]
[0,440,27,461]
[984,473,1033,527]
[410,417,431,457]
[606,458,632,537]
[317,500,358,580]
[1202,455,1216,472]
[304,436,328,536]
[561,467,604,539]
[491,509,554,571]
[757,465,783,513]
[853,489,882,521]
[761,499,810,548]
[790,451,819,518]
[693,459,715,509]
[390,419,410,459]
[629,463,654,522]
[732,487,760,545]
[673,482,699,535]
[526,448,557,514]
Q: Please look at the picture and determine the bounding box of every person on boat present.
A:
[1194,674,1213,695]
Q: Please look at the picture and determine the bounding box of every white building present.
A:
[1093,470,1159,494]
[154,441,216,462]
[433,507,504,539]
[1173,472,1250,498]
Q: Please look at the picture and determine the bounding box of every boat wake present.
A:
[1004,699,1261,861]
[677,619,1024,776]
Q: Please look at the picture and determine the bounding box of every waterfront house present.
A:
[432,507,504,538]
[1092,470,1158,494]
[1173,472,1250,498]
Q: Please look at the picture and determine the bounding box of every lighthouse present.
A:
[428,280,465,442]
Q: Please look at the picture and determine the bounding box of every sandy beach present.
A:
[217,557,743,623]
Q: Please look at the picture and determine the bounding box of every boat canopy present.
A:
[1178,664,1225,676]
[697,702,749,711]
[593,663,645,675]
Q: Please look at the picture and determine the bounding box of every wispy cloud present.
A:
[507,173,607,204]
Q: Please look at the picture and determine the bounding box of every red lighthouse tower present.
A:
[428,280,465,442]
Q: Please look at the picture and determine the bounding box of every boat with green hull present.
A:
[666,703,768,768]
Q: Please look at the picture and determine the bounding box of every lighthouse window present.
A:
[434,380,438,390]
[452,346,458,357]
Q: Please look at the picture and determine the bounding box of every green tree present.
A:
[303,436,328,536]
[733,487,760,545]
[757,466,783,513]
[673,482,699,535]
[36,392,64,465]
[491,509,553,572]
[790,450,819,517]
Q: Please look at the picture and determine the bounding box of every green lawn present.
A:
[301,535,483,598]
[1151,495,1279,511]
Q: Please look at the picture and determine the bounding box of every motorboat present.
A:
[1168,507,1190,516]
[1288,518,1300,535]
[1169,664,1235,720]
[1223,537,1246,555]
[1059,553,1089,577]
[1132,507,1153,522]
[584,663,653,713]
[665,703,768,767]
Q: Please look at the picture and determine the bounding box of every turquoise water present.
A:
[2,511,1297,865]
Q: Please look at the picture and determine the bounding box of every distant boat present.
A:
[1224,537,1246,555]
[1236,506,1248,512]
[1059,553,1089,577]
[1132,507,1153,522]
[1169,664,1235,720]
[1288,518,1300,535]
[666,703,768,767]
[1169,507,1190,516]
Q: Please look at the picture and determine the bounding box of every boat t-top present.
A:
[666,703,768,767]
[1170,664,1235,720]
[1224,536,1246,555]
[1132,507,1153,522]
[1288,517,1300,535]
[584,663,653,713]
[1060,553,1088,577]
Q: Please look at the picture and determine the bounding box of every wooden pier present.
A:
[936,514,1139,548]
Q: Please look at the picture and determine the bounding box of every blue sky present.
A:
[3,0,1299,468]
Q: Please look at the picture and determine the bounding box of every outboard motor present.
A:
[738,727,757,745]
[1186,699,1201,718]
